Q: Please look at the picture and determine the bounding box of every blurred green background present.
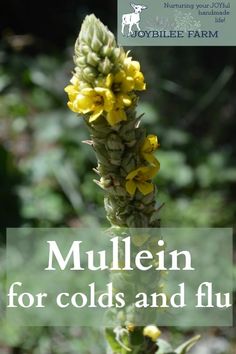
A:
[0,0,235,353]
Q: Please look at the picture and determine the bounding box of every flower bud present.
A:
[143,325,161,342]
[82,67,97,82]
[107,133,124,151]
[81,44,90,55]
[127,323,135,332]
[120,154,137,174]
[76,56,87,67]
[91,35,103,52]
[86,52,100,67]
[98,57,113,75]
[100,177,112,188]
[101,45,113,57]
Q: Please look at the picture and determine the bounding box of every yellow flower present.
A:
[107,106,127,126]
[97,72,133,97]
[116,92,133,107]
[106,92,132,126]
[125,166,158,196]
[65,53,145,127]
[141,135,160,167]
[113,71,135,93]
[124,56,146,91]
[143,325,161,342]
[65,84,79,105]
[127,323,135,332]
[98,58,146,96]
[65,85,115,122]
[64,75,80,103]
[94,69,140,126]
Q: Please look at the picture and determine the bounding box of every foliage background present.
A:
[0,0,235,353]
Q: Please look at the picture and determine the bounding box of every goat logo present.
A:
[121,3,147,36]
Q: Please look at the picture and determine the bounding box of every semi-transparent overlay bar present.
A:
[5,228,233,327]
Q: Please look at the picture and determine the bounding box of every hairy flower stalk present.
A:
[65,15,160,229]
[65,14,200,354]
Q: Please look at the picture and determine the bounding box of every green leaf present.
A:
[175,335,201,354]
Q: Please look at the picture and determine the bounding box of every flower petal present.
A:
[94,87,109,94]
[64,84,74,93]
[141,140,151,153]
[74,94,93,113]
[80,87,95,95]
[67,101,78,113]
[105,73,113,88]
[89,108,103,122]
[106,109,127,126]
[137,181,154,195]
[153,158,160,169]
[114,71,126,83]
[126,169,139,180]
[122,77,134,92]
[148,166,159,179]
[122,94,132,107]
[143,154,160,169]
[125,180,137,196]
[147,135,159,149]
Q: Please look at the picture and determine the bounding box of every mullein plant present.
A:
[65,14,200,354]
